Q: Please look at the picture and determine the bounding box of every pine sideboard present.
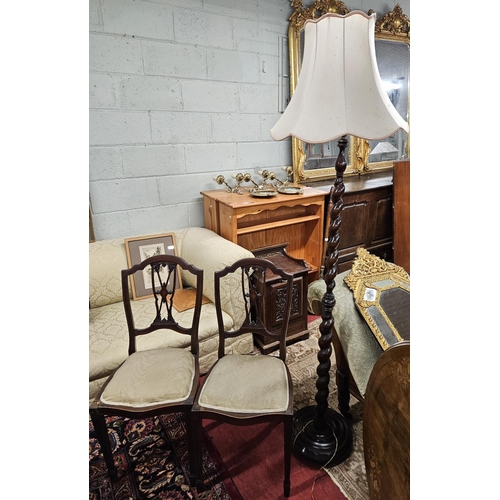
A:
[201,187,325,282]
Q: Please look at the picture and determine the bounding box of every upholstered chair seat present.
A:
[100,348,196,407]
[197,354,289,413]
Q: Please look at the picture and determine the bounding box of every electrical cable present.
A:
[293,418,339,499]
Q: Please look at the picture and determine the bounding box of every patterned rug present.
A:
[286,318,369,500]
[89,412,242,500]
[89,318,368,500]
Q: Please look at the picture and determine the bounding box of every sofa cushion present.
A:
[89,300,234,384]
[89,238,130,308]
[89,228,192,309]
[180,227,254,328]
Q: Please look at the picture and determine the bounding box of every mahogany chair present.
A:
[89,254,203,485]
[192,257,294,497]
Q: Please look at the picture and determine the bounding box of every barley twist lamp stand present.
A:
[291,136,353,465]
[270,11,409,466]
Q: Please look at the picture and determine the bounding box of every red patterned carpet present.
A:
[89,413,347,499]
[89,413,242,500]
[203,419,347,499]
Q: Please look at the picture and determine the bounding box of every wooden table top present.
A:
[201,186,327,208]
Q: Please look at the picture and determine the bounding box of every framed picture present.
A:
[124,233,182,300]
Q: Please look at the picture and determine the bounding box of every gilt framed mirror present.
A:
[287,1,410,182]
[358,5,410,172]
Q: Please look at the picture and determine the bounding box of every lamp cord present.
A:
[292,419,339,500]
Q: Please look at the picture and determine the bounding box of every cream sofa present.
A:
[89,227,255,401]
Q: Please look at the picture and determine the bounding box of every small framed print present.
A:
[124,233,182,300]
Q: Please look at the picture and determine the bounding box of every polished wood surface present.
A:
[363,341,410,500]
[202,187,325,281]
[393,159,410,274]
[253,245,309,353]
[338,186,393,272]
[332,326,364,418]
[307,172,394,273]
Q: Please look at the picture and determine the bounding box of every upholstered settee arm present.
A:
[179,227,253,328]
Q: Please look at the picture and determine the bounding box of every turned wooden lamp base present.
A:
[292,136,353,466]
[292,405,353,465]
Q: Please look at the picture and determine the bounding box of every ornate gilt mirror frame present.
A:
[288,1,410,182]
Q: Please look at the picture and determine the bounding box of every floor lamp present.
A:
[271,11,409,465]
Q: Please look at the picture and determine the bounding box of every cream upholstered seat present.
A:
[89,254,204,486]
[100,348,196,407]
[197,354,289,413]
[192,257,294,498]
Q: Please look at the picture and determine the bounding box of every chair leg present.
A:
[90,409,118,481]
[184,410,196,487]
[192,410,204,492]
[333,328,353,420]
[284,416,292,497]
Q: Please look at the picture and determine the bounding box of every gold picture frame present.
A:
[124,233,182,300]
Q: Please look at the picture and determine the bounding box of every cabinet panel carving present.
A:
[308,172,393,274]
[373,196,393,242]
[340,202,370,249]
[338,186,393,272]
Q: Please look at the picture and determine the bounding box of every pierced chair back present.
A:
[193,257,294,497]
[122,254,203,358]
[214,257,293,361]
[90,254,203,485]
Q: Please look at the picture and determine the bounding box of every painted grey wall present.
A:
[89,0,410,240]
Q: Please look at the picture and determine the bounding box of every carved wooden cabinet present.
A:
[252,245,309,353]
[307,172,394,274]
[201,187,325,282]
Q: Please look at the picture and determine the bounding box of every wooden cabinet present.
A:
[201,187,325,282]
[393,159,410,275]
[307,172,394,274]
[338,183,393,273]
[253,245,309,353]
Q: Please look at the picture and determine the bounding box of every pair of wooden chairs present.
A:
[89,255,294,497]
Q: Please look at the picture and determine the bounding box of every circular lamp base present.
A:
[292,406,353,465]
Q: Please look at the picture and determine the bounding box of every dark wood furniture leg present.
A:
[332,326,365,419]
[90,410,118,481]
[332,327,353,419]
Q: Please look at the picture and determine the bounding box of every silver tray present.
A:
[277,186,304,195]
[250,189,278,198]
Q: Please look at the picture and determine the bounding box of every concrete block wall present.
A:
[90,0,294,240]
[89,0,410,240]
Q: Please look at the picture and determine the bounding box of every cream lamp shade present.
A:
[270,11,409,143]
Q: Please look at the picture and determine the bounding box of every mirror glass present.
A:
[364,39,410,170]
[287,1,410,183]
